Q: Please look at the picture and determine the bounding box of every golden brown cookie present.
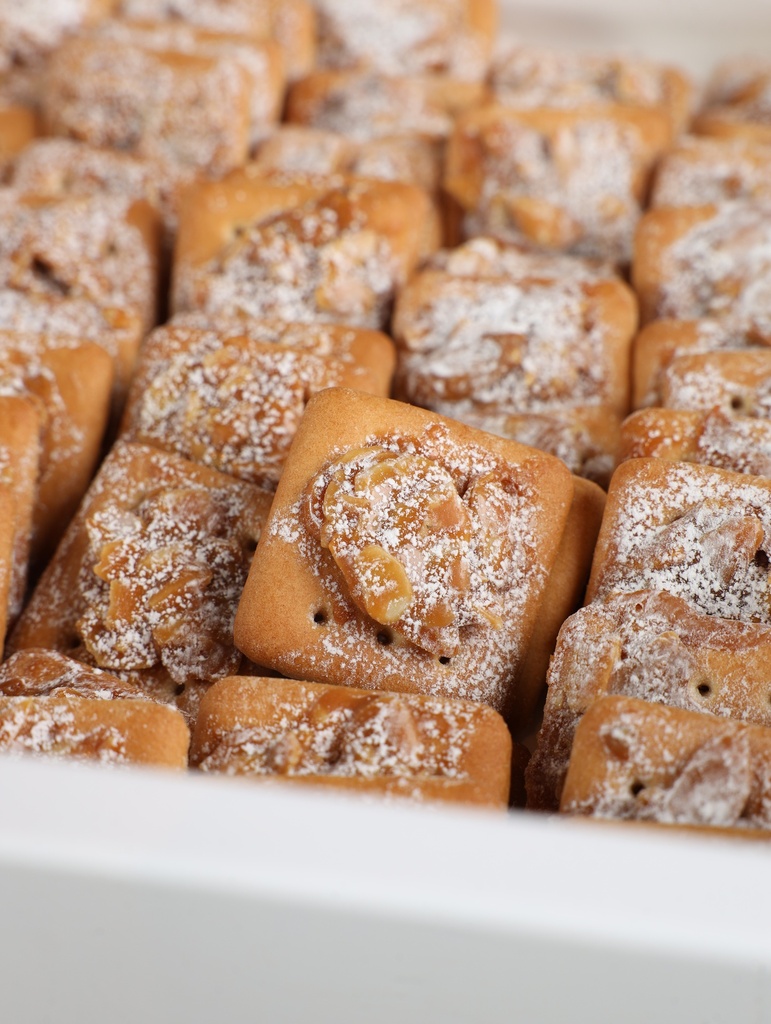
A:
[0,690,189,768]
[43,34,252,177]
[561,694,771,834]
[287,69,487,142]
[190,675,513,807]
[0,191,160,397]
[11,137,185,245]
[529,590,771,811]
[445,103,671,262]
[392,241,638,427]
[0,331,113,557]
[657,349,771,418]
[0,648,154,701]
[118,0,315,80]
[10,442,273,725]
[234,387,575,728]
[94,18,285,148]
[120,318,395,489]
[651,135,771,207]
[633,201,771,339]
[311,0,495,81]
[586,457,771,623]
[631,319,754,410]
[619,407,771,478]
[490,45,692,135]
[172,171,440,329]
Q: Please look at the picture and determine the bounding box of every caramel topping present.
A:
[308,445,517,657]
[77,485,250,683]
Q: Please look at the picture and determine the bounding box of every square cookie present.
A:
[633,200,771,340]
[561,694,771,835]
[190,675,513,808]
[0,331,113,556]
[43,33,252,177]
[120,318,395,489]
[619,408,771,479]
[651,136,771,208]
[528,590,771,811]
[172,171,440,329]
[234,388,575,726]
[586,457,771,623]
[10,442,274,724]
[0,191,160,395]
[445,103,670,263]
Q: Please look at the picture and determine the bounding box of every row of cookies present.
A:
[0,2,765,831]
[527,70,771,836]
[0,1,529,805]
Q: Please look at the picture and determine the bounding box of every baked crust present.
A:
[529,590,771,811]
[586,457,771,624]
[172,172,440,328]
[190,675,513,807]
[234,387,575,726]
[120,318,395,488]
[10,442,273,724]
[561,694,771,835]
[619,407,771,478]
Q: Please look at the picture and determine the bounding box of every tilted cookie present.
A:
[619,407,771,478]
[586,458,771,624]
[657,348,771,419]
[190,675,514,808]
[235,388,576,728]
[172,170,440,329]
[561,694,771,835]
[120,318,395,489]
[10,442,273,725]
[528,590,771,811]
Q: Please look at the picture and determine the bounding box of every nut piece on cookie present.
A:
[10,442,273,726]
[235,388,577,729]
[190,675,514,807]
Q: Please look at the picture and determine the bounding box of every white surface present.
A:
[1,756,770,1023]
[501,1,771,77]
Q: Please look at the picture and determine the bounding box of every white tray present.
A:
[1,755,770,1023]
[5,5,771,1022]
